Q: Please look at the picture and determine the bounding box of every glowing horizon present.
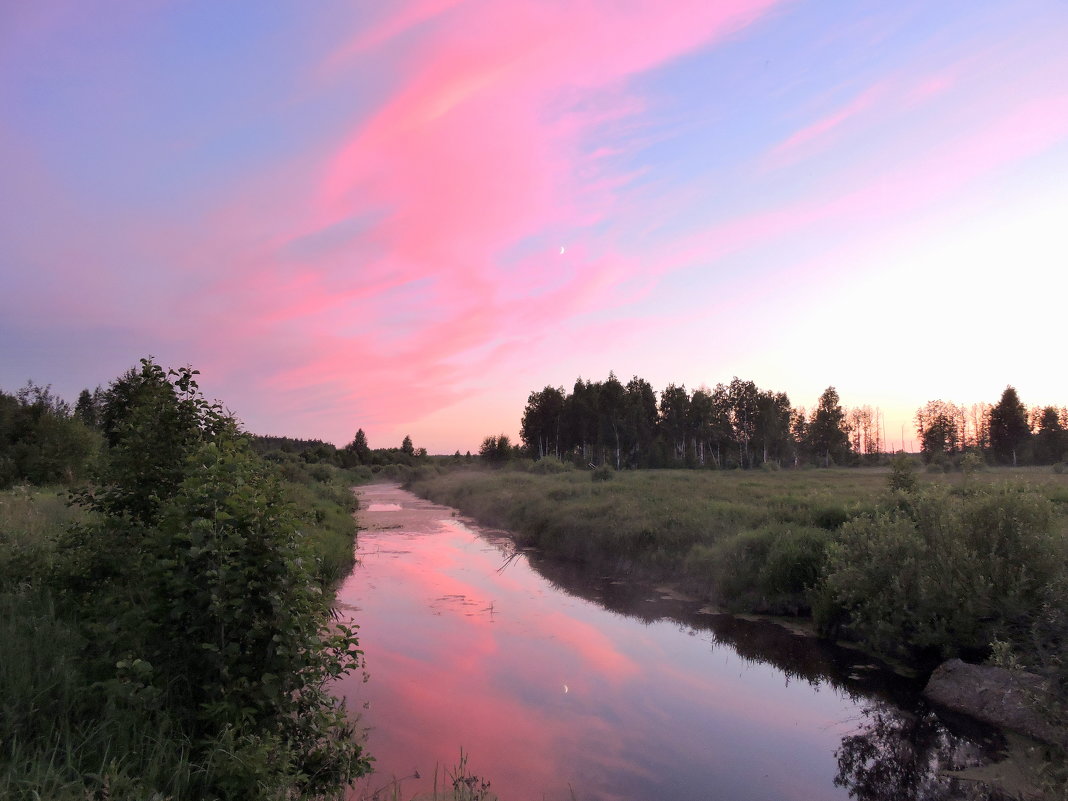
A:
[2,1,1066,453]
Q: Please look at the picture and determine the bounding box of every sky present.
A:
[2,1,1067,454]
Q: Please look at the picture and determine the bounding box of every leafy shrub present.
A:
[1054,462,1066,475]
[888,454,918,493]
[530,456,570,474]
[707,525,831,614]
[51,361,370,798]
[591,463,614,481]
[810,503,850,530]
[959,450,985,476]
[816,486,1061,661]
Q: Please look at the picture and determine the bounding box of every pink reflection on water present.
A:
[338,485,858,800]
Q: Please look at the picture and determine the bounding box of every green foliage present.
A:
[479,434,513,465]
[0,384,102,488]
[703,524,831,613]
[887,454,918,493]
[83,360,234,524]
[805,386,851,467]
[529,455,570,474]
[591,463,614,481]
[816,485,1062,661]
[31,359,369,799]
[959,450,985,477]
[989,385,1030,465]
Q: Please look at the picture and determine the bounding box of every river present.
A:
[334,483,1006,801]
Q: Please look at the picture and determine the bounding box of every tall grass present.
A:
[408,468,881,606]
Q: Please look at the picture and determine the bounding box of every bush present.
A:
[816,486,1061,661]
[888,454,918,493]
[530,456,570,474]
[591,463,615,481]
[959,450,985,476]
[51,361,370,798]
[706,525,831,614]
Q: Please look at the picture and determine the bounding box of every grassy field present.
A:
[409,464,1068,663]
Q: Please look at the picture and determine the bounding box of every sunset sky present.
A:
[2,1,1066,453]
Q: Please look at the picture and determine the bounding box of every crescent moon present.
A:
[559,246,565,255]
[563,684,569,693]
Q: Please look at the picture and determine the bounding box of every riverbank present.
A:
[343,482,1012,801]
[406,466,1068,787]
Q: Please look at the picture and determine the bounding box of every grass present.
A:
[409,467,877,584]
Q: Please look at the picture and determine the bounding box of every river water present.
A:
[335,484,1005,801]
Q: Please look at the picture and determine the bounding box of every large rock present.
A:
[923,658,1063,745]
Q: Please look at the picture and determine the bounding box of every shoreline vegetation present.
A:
[1,360,373,800]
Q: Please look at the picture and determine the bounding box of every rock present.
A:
[923,658,1063,745]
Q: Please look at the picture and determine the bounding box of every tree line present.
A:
[518,375,1067,469]
[916,386,1067,466]
[518,374,854,469]
[0,373,437,490]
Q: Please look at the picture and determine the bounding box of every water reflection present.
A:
[339,484,1007,801]
[835,703,1004,801]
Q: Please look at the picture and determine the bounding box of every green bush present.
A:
[48,361,369,798]
[706,524,830,614]
[887,454,918,493]
[816,486,1061,661]
[591,463,615,482]
[530,456,570,474]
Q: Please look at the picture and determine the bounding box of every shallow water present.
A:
[336,483,1004,801]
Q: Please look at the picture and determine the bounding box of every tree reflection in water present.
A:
[835,702,1006,801]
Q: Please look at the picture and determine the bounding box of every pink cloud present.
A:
[183,0,788,444]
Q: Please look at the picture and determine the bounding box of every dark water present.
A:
[335,484,1006,801]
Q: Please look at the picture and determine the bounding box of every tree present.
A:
[1034,407,1066,465]
[400,434,415,456]
[915,400,959,464]
[0,383,100,486]
[659,383,690,464]
[479,434,512,465]
[342,428,372,466]
[989,386,1030,465]
[520,386,565,459]
[74,387,104,429]
[562,378,599,463]
[806,387,851,467]
[727,378,760,468]
[598,373,627,468]
[755,390,792,466]
[86,359,231,525]
[624,376,659,467]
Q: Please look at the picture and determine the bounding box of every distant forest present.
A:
[514,375,1068,470]
[3,371,1066,488]
[0,377,434,490]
